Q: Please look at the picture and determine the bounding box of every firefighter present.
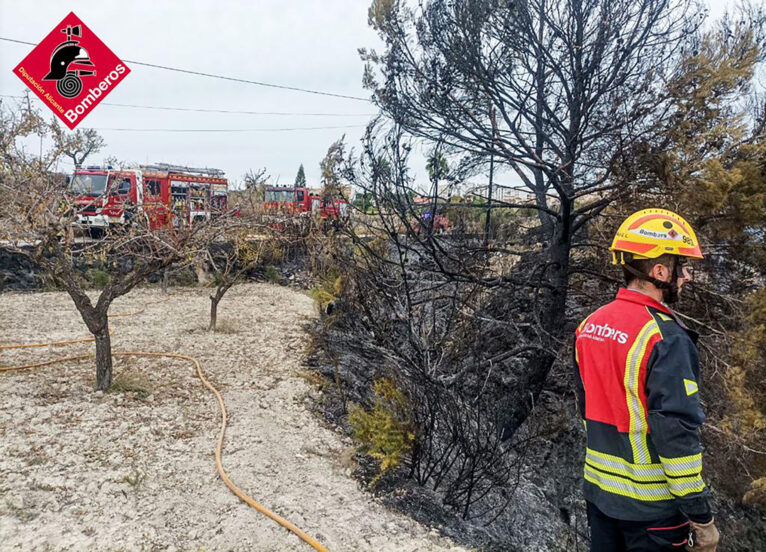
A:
[574,209,720,551]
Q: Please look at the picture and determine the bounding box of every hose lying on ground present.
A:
[0,296,329,552]
[0,297,157,351]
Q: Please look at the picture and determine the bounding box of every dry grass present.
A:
[211,319,240,334]
[296,368,327,389]
[109,372,152,400]
[3,500,37,522]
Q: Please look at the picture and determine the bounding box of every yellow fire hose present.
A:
[0,298,329,552]
[0,298,159,352]
[0,298,157,352]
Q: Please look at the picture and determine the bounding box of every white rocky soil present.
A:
[0,283,469,552]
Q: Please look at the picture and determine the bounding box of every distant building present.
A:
[463,183,534,204]
[413,183,534,205]
[306,184,354,200]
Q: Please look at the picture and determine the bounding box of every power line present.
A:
[0,36,372,102]
[126,60,371,102]
[0,94,373,117]
[84,125,365,132]
[92,101,374,117]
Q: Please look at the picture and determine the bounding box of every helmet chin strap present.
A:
[624,259,680,304]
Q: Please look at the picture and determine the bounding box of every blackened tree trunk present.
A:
[500,218,572,438]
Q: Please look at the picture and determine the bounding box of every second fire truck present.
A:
[263,185,348,220]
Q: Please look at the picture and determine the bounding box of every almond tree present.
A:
[206,222,267,331]
[50,122,105,168]
[0,98,221,390]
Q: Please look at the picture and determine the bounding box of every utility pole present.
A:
[430,166,438,234]
[484,105,496,247]
[484,148,494,247]
[427,144,443,236]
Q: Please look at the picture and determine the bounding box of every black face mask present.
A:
[624,258,681,304]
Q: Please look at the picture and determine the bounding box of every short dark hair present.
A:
[623,253,677,285]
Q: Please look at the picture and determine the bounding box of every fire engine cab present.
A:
[67,163,228,235]
[263,185,348,219]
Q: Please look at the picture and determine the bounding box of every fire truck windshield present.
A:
[265,189,293,202]
[69,174,108,196]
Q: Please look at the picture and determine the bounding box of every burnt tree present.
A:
[361,0,704,439]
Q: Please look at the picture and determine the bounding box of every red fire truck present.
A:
[263,185,348,219]
[67,163,228,235]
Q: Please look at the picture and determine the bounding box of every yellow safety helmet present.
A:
[610,208,703,264]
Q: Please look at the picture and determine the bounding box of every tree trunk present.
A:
[95,320,113,390]
[500,221,572,440]
[209,283,233,332]
[209,295,219,331]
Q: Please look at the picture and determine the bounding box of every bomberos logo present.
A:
[581,322,629,344]
[13,12,130,130]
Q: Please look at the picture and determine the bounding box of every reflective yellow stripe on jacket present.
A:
[586,449,665,482]
[583,448,672,501]
[660,453,706,497]
[624,317,661,464]
[584,465,674,501]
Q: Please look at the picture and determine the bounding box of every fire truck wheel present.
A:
[88,227,105,239]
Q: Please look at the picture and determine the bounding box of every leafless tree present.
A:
[244,167,269,191]
[0,99,222,390]
[205,221,268,331]
[240,167,270,215]
[305,124,545,518]
[50,123,105,168]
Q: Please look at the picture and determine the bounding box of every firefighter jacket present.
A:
[574,288,711,521]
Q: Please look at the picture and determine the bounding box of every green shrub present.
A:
[109,373,151,400]
[310,288,336,313]
[264,265,281,284]
[348,378,415,487]
[172,268,198,287]
[86,268,110,289]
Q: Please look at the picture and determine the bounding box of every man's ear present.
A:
[650,263,668,281]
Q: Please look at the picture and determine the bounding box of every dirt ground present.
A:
[0,284,469,552]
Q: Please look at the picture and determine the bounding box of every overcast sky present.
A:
[0,0,383,188]
[0,0,738,190]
